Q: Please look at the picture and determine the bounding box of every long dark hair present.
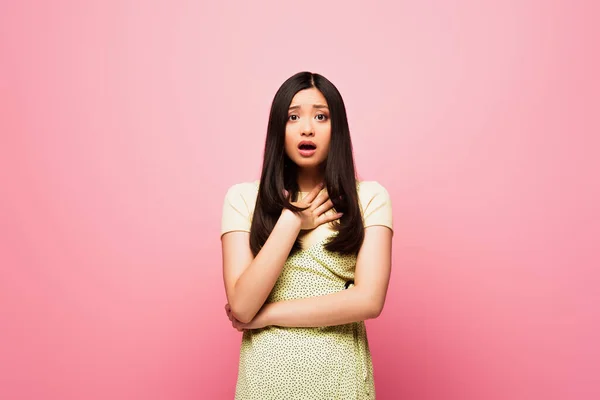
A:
[249,71,364,257]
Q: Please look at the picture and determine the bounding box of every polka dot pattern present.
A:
[222,180,393,399]
[235,236,376,399]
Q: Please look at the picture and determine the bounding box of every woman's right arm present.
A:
[221,208,302,324]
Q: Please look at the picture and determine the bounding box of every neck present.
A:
[297,166,325,192]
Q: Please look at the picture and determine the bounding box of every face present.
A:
[284,87,331,169]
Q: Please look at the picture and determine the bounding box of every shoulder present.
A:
[357,180,393,231]
[225,180,259,200]
[220,180,260,235]
[222,180,260,214]
[357,180,391,205]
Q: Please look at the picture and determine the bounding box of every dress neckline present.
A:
[299,181,362,194]
[253,180,362,193]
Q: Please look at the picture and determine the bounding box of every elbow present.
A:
[235,312,254,324]
[368,305,383,319]
[367,298,385,319]
[230,301,255,324]
[356,287,385,319]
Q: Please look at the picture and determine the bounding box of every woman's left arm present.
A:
[235,225,392,329]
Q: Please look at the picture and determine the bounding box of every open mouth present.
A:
[298,142,317,150]
[298,141,317,157]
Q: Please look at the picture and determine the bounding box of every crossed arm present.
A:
[222,225,392,329]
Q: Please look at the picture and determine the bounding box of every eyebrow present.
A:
[288,104,329,110]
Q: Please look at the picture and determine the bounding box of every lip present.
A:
[298,140,317,149]
[298,148,317,157]
[297,141,317,157]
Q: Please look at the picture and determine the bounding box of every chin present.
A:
[293,158,326,169]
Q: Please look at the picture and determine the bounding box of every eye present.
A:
[315,114,328,121]
[288,115,299,121]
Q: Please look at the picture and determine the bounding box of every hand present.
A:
[225,303,246,332]
[284,182,343,231]
[225,303,270,331]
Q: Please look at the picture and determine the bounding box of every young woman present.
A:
[220,71,393,399]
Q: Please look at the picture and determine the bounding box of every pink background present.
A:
[1,1,599,399]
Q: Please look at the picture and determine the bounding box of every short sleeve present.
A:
[360,181,393,233]
[220,183,253,237]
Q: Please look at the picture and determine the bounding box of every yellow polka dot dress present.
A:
[221,180,393,400]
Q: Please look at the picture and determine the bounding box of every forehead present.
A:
[289,87,328,107]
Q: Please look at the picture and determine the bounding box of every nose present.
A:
[301,117,314,136]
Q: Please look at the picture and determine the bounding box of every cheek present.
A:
[318,140,330,159]
[319,124,331,140]
[320,131,332,150]
[284,131,295,154]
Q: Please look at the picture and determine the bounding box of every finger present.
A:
[301,182,325,204]
[308,190,329,211]
[318,212,343,225]
[233,319,244,332]
[225,306,233,322]
[313,199,334,216]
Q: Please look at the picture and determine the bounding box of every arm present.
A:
[222,208,301,324]
[256,225,393,328]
